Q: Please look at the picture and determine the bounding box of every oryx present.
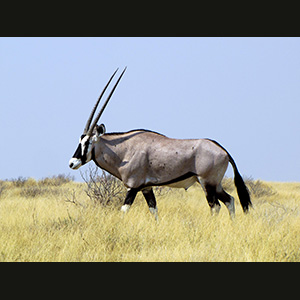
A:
[69,68,252,219]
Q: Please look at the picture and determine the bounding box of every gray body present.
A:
[69,68,252,219]
[93,130,228,190]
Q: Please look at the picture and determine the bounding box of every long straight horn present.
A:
[87,67,127,136]
[83,68,119,134]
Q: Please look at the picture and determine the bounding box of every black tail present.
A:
[228,155,252,213]
[205,139,252,213]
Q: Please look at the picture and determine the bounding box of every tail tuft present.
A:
[228,155,252,213]
[233,169,252,212]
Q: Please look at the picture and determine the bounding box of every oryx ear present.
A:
[96,124,106,136]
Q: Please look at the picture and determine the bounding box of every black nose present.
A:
[69,163,74,168]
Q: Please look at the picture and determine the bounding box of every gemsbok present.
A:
[69,68,252,219]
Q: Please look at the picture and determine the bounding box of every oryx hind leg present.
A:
[216,185,235,218]
[142,188,158,221]
[199,181,221,216]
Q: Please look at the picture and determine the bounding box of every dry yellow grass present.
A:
[0,179,299,262]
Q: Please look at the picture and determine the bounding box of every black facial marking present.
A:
[72,143,82,159]
[82,140,90,163]
[72,135,90,165]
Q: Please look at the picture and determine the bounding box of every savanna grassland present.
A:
[0,174,299,262]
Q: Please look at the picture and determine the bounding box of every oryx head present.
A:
[69,67,126,170]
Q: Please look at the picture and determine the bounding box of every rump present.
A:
[194,139,229,186]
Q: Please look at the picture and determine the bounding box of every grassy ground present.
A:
[0,178,299,262]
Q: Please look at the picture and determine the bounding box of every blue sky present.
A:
[0,37,299,182]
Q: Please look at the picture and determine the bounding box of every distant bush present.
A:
[0,180,7,198]
[222,176,276,198]
[244,177,276,198]
[11,176,29,188]
[20,186,48,198]
[80,166,126,207]
[8,174,74,198]
[39,174,75,186]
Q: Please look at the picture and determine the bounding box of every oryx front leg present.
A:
[142,188,158,221]
[121,188,138,213]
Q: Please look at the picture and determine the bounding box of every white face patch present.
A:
[69,157,82,169]
[80,135,91,156]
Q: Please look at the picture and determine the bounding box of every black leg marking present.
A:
[216,189,231,205]
[142,188,158,220]
[142,188,157,209]
[123,188,139,206]
[121,188,139,213]
[204,184,221,214]
[216,188,235,217]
